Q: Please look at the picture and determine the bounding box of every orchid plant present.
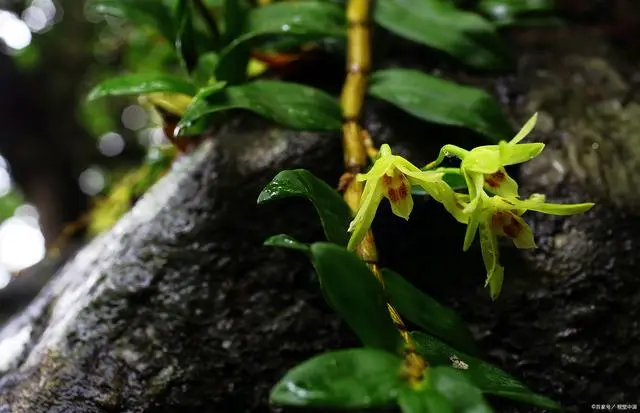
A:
[84,0,577,411]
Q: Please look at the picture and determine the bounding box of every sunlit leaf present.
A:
[369,69,512,142]
[381,269,478,355]
[258,170,351,246]
[87,74,197,100]
[410,332,561,410]
[311,243,401,351]
[374,0,509,69]
[270,348,404,408]
[178,80,342,132]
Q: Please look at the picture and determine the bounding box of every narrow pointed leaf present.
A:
[216,2,345,82]
[381,269,478,355]
[257,170,351,246]
[175,0,199,74]
[87,0,175,43]
[311,243,401,351]
[178,80,342,131]
[369,69,513,143]
[374,0,509,69]
[87,74,197,100]
[264,234,310,253]
[270,348,404,408]
[410,332,561,410]
[429,367,494,413]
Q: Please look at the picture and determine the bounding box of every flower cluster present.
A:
[347,114,594,299]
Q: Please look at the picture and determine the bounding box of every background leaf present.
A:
[381,269,478,355]
[478,0,557,26]
[410,332,561,410]
[311,243,401,352]
[179,80,342,131]
[430,367,494,413]
[87,0,176,43]
[216,1,345,81]
[270,348,404,408]
[87,74,197,100]
[374,0,509,69]
[257,169,351,246]
[369,69,513,142]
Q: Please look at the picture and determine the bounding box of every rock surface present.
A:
[0,27,639,413]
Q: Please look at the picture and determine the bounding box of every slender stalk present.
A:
[341,0,426,385]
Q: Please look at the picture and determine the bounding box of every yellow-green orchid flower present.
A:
[460,192,594,299]
[426,113,543,199]
[347,144,462,251]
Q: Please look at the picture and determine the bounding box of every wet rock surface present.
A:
[0,27,639,413]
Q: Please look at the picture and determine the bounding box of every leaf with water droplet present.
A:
[178,80,342,132]
[478,0,557,27]
[264,234,310,253]
[369,69,512,143]
[258,169,351,246]
[270,348,404,408]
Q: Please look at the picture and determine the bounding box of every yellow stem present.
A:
[341,0,426,385]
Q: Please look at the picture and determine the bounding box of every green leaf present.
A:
[87,0,176,43]
[479,0,556,26]
[373,0,509,69]
[410,332,561,410]
[270,348,404,408]
[87,74,197,100]
[175,0,199,74]
[369,69,513,142]
[221,0,247,46]
[430,367,494,413]
[257,170,351,246]
[311,243,401,351]
[217,0,250,84]
[178,80,342,131]
[216,1,345,81]
[193,52,220,86]
[381,269,478,355]
[264,234,310,253]
[398,387,454,413]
